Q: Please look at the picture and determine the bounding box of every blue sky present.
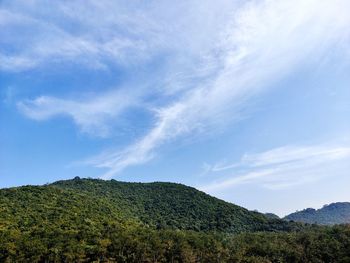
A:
[1,0,350,216]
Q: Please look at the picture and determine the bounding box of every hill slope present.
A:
[0,184,130,232]
[0,177,296,234]
[285,202,350,225]
[2,178,350,262]
[51,177,296,233]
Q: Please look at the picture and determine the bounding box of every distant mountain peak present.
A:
[284,202,350,225]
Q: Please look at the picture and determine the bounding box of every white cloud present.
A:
[11,0,350,177]
[200,144,350,192]
[0,0,237,72]
[0,53,36,72]
[17,90,138,137]
[0,2,161,71]
[241,146,350,167]
[87,0,350,178]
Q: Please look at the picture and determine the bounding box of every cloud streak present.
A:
[0,1,162,71]
[11,0,350,178]
[88,0,350,178]
[200,144,350,192]
[0,0,237,72]
[17,90,138,137]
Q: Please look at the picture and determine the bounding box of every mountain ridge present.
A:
[284,202,350,225]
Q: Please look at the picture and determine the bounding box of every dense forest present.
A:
[50,178,299,233]
[0,178,350,262]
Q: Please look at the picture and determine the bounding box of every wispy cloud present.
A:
[17,90,138,137]
[87,0,350,178]
[11,0,350,178]
[0,0,236,72]
[0,1,162,71]
[200,144,350,192]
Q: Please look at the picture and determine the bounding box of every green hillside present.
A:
[49,177,295,233]
[1,178,350,262]
[285,202,350,225]
[0,177,298,238]
[0,184,131,232]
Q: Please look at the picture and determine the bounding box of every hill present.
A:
[50,177,295,233]
[0,177,297,235]
[285,202,350,225]
[1,178,350,262]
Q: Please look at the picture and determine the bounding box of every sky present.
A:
[1,0,350,216]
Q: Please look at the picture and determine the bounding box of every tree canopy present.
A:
[1,178,349,262]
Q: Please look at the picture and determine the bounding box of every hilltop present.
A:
[49,177,295,233]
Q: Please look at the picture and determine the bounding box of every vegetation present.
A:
[285,202,350,225]
[1,178,349,262]
[264,213,280,220]
[51,177,298,233]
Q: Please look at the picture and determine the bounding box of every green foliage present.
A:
[1,178,349,262]
[50,178,299,233]
[264,213,280,220]
[1,219,350,262]
[285,202,350,225]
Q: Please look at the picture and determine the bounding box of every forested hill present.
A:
[2,178,350,262]
[50,177,296,233]
[0,177,296,234]
[285,202,350,225]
